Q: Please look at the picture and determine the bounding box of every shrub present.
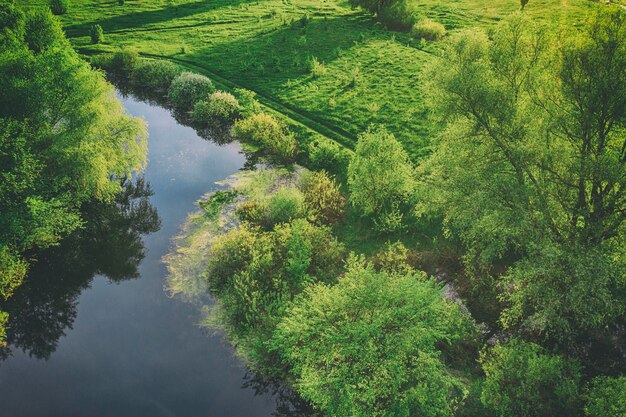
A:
[236,200,265,225]
[480,339,581,417]
[234,88,262,118]
[191,91,240,124]
[24,9,64,53]
[168,71,215,109]
[299,170,345,225]
[411,19,446,41]
[308,56,327,78]
[371,241,414,275]
[348,126,415,228]
[349,0,419,31]
[236,189,307,229]
[111,49,139,74]
[0,246,27,301]
[50,0,69,15]
[131,59,181,91]
[307,139,352,182]
[378,0,421,30]
[584,376,626,417]
[272,257,471,417]
[90,24,104,44]
[205,219,346,359]
[231,113,298,161]
[264,187,307,227]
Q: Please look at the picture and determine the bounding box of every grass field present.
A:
[21,0,599,159]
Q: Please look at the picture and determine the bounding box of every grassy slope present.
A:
[21,0,597,160]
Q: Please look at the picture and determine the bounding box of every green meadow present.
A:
[18,0,597,159]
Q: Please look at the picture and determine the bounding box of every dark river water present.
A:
[0,92,283,417]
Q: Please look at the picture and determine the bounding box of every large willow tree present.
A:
[0,2,147,344]
[422,10,626,348]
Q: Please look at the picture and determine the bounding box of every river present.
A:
[0,91,284,416]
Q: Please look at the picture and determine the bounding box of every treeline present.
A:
[0,1,147,344]
[176,8,626,417]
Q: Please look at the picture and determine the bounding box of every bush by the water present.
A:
[168,71,215,109]
[231,113,298,161]
[236,187,307,229]
[90,24,104,44]
[348,126,415,230]
[411,19,446,41]
[299,170,345,225]
[50,0,69,15]
[89,49,138,76]
[204,218,346,366]
[192,91,240,124]
[131,59,181,91]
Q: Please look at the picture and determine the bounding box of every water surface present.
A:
[0,92,280,417]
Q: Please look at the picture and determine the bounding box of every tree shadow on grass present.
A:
[65,0,257,37]
[184,14,384,90]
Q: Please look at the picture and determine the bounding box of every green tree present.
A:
[205,218,345,368]
[24,9,64,53]
[90,24,104,44]
[0,1,24,50]
[348,126,415,231]
[299,170,346,225]
[273,257,472,417]
[480,339,581,417]
[50,0,69,16]
[421,11,626,343]
[0,11,147,344]
[168,71,215,109]
[584,376,626,417]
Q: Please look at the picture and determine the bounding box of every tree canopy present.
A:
[421,10,626,345]
[0,4,147,345]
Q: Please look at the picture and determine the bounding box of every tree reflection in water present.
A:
[242,372,315,417]
[0,177,160,360]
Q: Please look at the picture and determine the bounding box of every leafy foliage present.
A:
[233,88,262,118]
[168,71,215,109]
[0,1,24,50]
[584,376,626,417]
[273,257,471,417]
[49,0,69,16]
[205,219,346,366]
[349,0,420,30]
[299,170,345,225]
[89,23,103,44]
[24,9,64,53]
[231,113,298,161]
[480,339,581,417]
[348,126,415,231]
[131,59,181,91]
[422,11,626,343]
[192,91,241,124]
